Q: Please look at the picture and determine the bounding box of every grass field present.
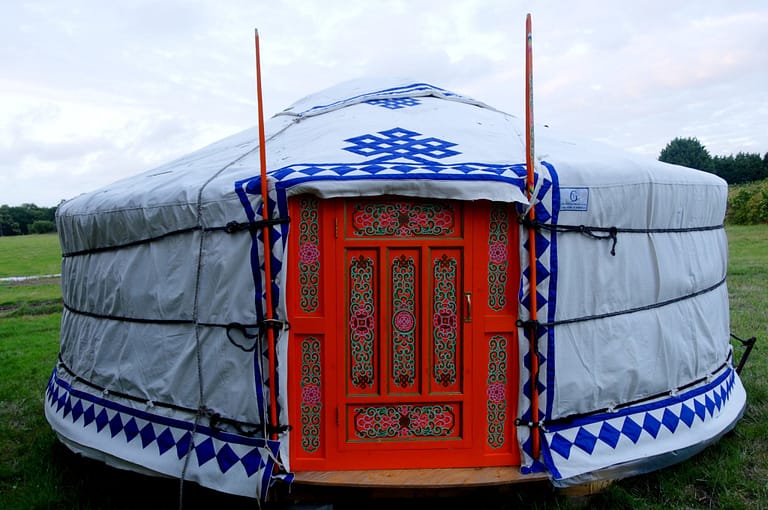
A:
[0,233,61,278]
[0,227,765,509]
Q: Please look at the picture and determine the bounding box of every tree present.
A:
[658,137,713,171]
[0,203,57,235]
[0,205,20,236]
[29,220,56,234]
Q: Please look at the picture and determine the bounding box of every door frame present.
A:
[287,195,520,471]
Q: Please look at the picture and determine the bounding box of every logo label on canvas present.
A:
[561,187,589,211]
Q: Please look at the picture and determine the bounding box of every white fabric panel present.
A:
[59,311,263,424]
[61,233,199,321]
[552,283,730,416]
[552,229,728,322]
[195,231,261,326]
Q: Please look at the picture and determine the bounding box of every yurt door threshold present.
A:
[288,195,522,473]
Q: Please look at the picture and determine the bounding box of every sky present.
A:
[1,0,766,207]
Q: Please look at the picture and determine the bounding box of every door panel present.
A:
[388,249,421,395]
[346,249,379,395]
[428,248,463,395]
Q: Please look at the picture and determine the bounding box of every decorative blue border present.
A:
[46,368,280,500]
[540,365,738,480]
[515,161,559,473]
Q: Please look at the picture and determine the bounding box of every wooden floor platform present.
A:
[292,467,549,488]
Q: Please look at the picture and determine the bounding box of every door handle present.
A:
[464,292,472,323]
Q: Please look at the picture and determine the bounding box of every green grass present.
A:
[0,233,61,278]
[0,227,766,509]
[0,233,62,317]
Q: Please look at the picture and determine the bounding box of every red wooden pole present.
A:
[525,13,541,460]
[254,29,279,442]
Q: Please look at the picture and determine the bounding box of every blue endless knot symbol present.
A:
[364,97,421,110]
[342,128,461,163]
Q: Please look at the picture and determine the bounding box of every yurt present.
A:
[46,78,746,500]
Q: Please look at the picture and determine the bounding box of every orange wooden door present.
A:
[288,196,520,471]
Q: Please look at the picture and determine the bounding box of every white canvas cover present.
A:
[46,78,745,499]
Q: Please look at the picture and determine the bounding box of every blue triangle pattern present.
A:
[216,444,239,474]
[241,447,266,477]
[195,437,217,467]
[522,261,551,284]
[705,395,715,416]
[83,404,96,427]
[598,421,621,449]
[534,232,551,255]
[661,408,679,433]
[534,206,551,224]
[47,380,281,480]
[57,393,67,412]
[522,235,550,256]
[140,422,156,448]
[694,398,707,421]
[71,399,84,423]
[156,428,176,455]
[714,390,722,411]
[95,409,110,432]
[679,404,695,428]
[124,418,139,443]
[642,413,661,438]
[549,433,573,459]
[175,432,193,459]
[109,413,124,438]
[620,417,642,444]
[574,427,598,454]
[521,291,547,312]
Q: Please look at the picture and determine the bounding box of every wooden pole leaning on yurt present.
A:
[254,29,279,442]
[524,12,541,460]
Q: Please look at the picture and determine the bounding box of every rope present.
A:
[179,128,271,510]
[60,217,289,258]
[517,276,727,330]
[55,355,263,434]
[62,303,288,347]
[520,216,724,256]
[540,354,732,430]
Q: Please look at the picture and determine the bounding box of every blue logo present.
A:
[561,187,589,212]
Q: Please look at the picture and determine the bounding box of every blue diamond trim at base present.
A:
[545,370,737,463]
[598,421,621,449]
[550,433,573,459]
[216,444,239,473]
[620,417,642,444]
[46,371,281,492]
[574,427,598,454]
[195,437,216,467]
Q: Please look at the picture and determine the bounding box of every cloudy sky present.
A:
[1,0,766,207]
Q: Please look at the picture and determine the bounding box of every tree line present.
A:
[658,137,768,184]
[0,203,57,236]
[659,137,768,224]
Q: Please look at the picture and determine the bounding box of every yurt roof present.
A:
[56,78,726,254]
